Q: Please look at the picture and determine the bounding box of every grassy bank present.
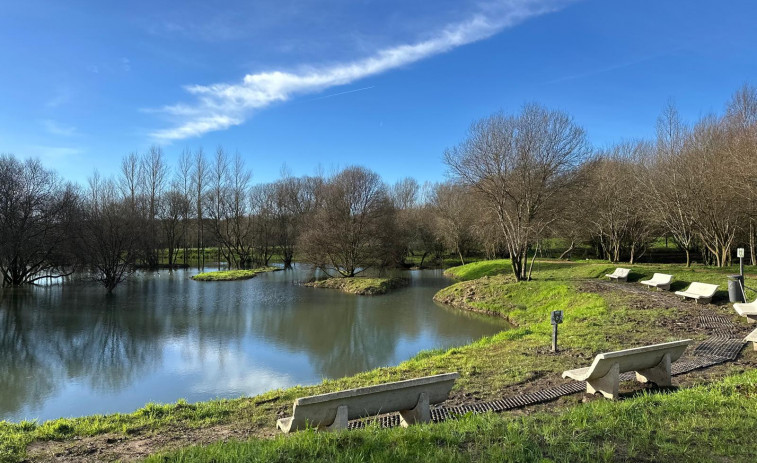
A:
[3,259,755,462]
[191,267,279,281]
[147,369,757,462]
[305,277,409,295]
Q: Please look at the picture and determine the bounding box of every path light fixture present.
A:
[551,310,563,352]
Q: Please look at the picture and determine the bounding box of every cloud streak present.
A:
[151,1,567,141]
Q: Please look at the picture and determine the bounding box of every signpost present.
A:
[738,248,745,277]
[551,310,563,352]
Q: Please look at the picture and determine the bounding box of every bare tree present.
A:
[444,104,589,280]
[299,166,397,277]
[78,172,141,292]
[140,146,169,268]
[430,182,478,265]
[191,147,209,268]
[642,101,699,266]
[0,155,79,286]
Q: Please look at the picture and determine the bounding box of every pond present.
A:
[0,268,508,422]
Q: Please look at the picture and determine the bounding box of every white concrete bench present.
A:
[606,268,630,282]
[733,299,757,323]
[674,282,719,304]
[562,340,692,399]
[276,372,459,433]
[639,273,673,291]
[745,327,757,351]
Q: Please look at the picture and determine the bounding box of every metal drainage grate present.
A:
[346,335,746,431]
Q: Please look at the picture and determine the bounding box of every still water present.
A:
[0,268,507,422]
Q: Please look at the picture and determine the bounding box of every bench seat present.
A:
[606,268,630,282]
[277,372,459,433]
[639,273,673,291]
[734,300,757,323]
[674,282,718,304]
[562,339,692,399]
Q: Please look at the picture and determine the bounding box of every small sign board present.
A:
[551,310,563,325]
[737,248,745,258]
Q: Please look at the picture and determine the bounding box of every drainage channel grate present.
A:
[346,335,746,431]
[692,337,745,361]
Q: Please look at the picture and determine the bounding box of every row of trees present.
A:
[2,83,755,289]
[0,147,497,291]
[443,84,757,280]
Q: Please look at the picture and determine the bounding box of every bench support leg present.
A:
[636,353,672,387]
[322,405,349,432]
[586,363,620,400]
[399,392,430,427]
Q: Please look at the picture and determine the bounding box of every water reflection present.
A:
[0,268,507,422]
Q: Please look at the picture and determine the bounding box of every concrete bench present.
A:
[606,268,631,282]
[562,339,692,399]
[745,327,757,351]
[674,282,719,304]
[276,372,459,433]
[640,273,673,291]
[733,299,757,323]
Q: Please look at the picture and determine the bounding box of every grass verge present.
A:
[190,267,279,281]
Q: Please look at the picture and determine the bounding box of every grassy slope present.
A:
[191,267,279,281]
[305,277,409,295]
[146,369,757,462]
[2,259,754,462]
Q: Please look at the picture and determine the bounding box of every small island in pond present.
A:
[305,276,409,295]
[191,267,280,281]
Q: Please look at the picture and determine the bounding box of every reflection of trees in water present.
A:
[248,271,507,379]
[0,287,166,418]
[0,293,57,418]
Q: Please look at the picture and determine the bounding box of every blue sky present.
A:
[1,0,755,186]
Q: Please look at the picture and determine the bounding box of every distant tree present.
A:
[586,142,656,263]
[444,104,588,280]
[78,172,141,292]
[191,147,209,268]
[641,101,698,266]
[206,148,256,268]
[299,166,397,277]
[430,182,478,266]
[140,146,169,268]
[0,155,79,286]
[158,187,190,268]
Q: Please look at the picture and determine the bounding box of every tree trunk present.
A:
[559,240,575,260]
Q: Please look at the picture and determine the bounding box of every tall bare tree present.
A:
[444,104,588,280]
[0,155,79,286]
[299,166,397,277]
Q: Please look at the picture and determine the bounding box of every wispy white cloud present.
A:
[151,1,569,141]
[41,119,78,137]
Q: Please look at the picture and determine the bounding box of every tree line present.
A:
[1,84,756,289]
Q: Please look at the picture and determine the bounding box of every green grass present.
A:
[444,258,757,301]
[191,267,279,281]
[3,258,754,462]
[146,369,757,462]
[305,277,409,295]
